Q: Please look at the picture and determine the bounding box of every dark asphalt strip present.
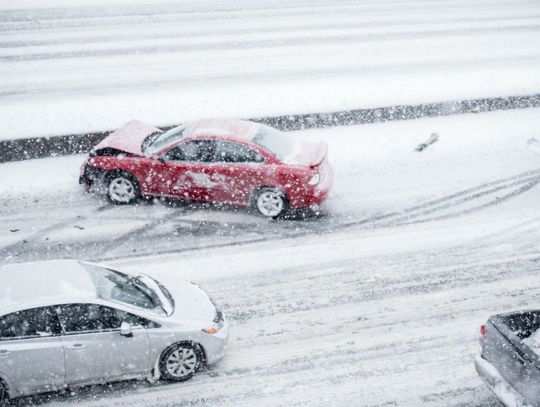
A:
[1,93,539,163]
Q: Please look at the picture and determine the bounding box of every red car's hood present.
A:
[94,120,161,156]
[284,140,328,167]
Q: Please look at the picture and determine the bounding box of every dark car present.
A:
[475,310,540,406]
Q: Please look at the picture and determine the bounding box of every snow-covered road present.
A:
[1,0,540,139]
[2,108,540,406]
[2,0,540,405]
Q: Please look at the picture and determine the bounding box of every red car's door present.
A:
[209,141,266,205]
[157,139,217,201]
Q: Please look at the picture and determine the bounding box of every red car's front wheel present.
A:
[106,171,141,205]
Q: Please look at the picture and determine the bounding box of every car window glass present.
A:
[56,304,149,334]
[84,264,163,314]
[0,307,61,340]
[252,125,297,160]
[214,141,264,163]
[165,140,215,162]
[144,123,193,155]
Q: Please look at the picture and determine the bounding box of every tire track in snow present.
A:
[2,166,537,264]
[20,252,539,407]
[3,24,540,63]
[0,204,115,260]
[0,204,185,262]
[329,167,540,230]
[0,0,526,27]
[4,13,540,49]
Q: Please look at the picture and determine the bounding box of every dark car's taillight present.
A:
[479,323,488,346]
[480,324,487,337]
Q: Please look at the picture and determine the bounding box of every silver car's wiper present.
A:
[120,275,137,288]
[136,275,174,316]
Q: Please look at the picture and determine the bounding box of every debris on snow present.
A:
[415,133,439,152]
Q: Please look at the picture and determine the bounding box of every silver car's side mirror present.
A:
[120,321,133,337]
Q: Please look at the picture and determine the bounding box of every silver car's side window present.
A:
[0,307,62,341]
[55,304,152,335]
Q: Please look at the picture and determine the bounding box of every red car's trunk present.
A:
[285,141,328,167]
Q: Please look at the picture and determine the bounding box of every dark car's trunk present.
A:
[482,310,540,405]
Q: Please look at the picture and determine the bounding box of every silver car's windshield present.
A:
[136,275,175,316]
[144,124,190,155]
[252,125,297,160]
[83,264,173,316]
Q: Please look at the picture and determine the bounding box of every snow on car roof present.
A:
[188,119,260,140]
[0,259,98,314]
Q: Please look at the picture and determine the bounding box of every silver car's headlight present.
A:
[202,301,224,334]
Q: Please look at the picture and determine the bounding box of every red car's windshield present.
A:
[144,124,191,155]
[252,125,297,160]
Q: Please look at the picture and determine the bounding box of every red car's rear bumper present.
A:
[288,163,334,208]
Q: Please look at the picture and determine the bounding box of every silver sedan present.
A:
[0,260,229,402]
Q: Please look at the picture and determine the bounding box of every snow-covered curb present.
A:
[1,93,539,163]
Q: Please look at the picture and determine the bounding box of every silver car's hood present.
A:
[164,280,216,322]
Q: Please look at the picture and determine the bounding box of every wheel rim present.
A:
[109,177,136,203]
[257,190,284,217]
[165,348,198,378]
[0,383,5,401]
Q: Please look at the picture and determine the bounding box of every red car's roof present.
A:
[187,119,260,141]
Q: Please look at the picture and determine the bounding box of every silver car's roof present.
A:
[0,259,98,315]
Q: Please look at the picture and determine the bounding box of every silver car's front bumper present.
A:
[203,320,230,365]
[474,354,531,407]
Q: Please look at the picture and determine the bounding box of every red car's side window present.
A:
[165,140,215,162]
[214,141,264,163]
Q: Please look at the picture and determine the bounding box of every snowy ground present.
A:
[2,0,540,405]
[1,0,540,139]
[2,108,540,406]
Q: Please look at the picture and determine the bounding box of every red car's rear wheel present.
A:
[254,187,288,218]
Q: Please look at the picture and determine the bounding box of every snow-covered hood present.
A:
[93,119,161,156]
[163,280,217,323]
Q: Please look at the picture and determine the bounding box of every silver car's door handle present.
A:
[0,349,10,358]
[69,343,85,350]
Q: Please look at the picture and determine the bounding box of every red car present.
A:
[80,119,333,218]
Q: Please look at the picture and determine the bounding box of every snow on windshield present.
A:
[252,125,297,160]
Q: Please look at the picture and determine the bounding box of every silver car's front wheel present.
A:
[107,172,140,205]
[0,380,7,404]
[160,343,203,382]
[254,188,287,218]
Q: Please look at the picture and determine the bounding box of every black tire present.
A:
[159,342,204,382]
[0,379,8,405]
[106,171,141,205]
[253,187,288,218]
